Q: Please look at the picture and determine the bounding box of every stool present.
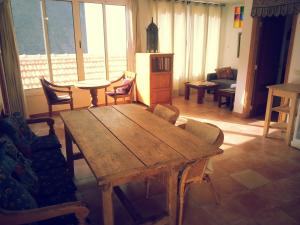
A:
[217,88,235,110]
[263,83,300,145]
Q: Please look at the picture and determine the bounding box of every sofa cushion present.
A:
[215,67,233,79]
[211,79,236,89]
[0,166,37,210]
[31,150,67,172]
[36,167,76,202]
[30,134,62,152]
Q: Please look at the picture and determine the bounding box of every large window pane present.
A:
[106,5,127,80]
[46,0,78,85]
[11,0,50,89]
[80,3,106,80]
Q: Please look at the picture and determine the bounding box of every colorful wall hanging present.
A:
[234,6,244,28]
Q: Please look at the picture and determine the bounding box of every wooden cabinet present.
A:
[136,53,173,107]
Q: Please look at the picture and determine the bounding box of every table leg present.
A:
[197,88,205,104]
[90,88,98,107]
[185,84,190,100]
[166,168,178,225]
[213,89,219,102]
[65,127,74,177]
[263,90,274,137]
[102,184,114,225]
[285,94,298,145]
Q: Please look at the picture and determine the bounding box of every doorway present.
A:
[249,15,294,118]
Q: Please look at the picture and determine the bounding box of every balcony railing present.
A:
[19,54,127,89]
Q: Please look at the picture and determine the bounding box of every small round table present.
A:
[75,79,111,107]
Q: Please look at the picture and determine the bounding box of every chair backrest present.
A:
[152,104,180,125]
[185,119,224,147]
[39,77,58,103]
[181,119,224,183]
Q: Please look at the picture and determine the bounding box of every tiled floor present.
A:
[31,94,300,225]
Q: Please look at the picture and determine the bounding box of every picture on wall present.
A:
[234,6,244,28]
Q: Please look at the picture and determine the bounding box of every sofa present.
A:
[0,112,89,225]
[207,68,238,90]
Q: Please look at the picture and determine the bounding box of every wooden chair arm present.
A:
[49,82,72,90]
[27,117,55,135]
[110,75,125,84]
[0,201,89,225]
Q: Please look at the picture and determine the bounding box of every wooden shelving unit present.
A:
[136,53,173,107]
[263,83,300,145]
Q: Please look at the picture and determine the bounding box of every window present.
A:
[11,0,128,89]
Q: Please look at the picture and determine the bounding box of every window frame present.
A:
[15,0,129,89]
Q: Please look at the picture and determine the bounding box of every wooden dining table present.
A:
[60,104,223,225]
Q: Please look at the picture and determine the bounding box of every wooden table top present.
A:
[267,83,300,93]
[75,79,111,89]
[60,104,222,186]
[186,81,218,87]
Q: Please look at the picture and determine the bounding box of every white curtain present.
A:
[137,0,222,95]
[0,0,27,115]
[205,6,221,76]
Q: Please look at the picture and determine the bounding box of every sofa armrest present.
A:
[26,117,55,135]
[207,73,217,81]
[0,201,89,225]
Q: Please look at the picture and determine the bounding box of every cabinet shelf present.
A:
[271,105,290,113]
[136,53,173,107]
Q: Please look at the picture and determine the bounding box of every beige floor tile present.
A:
[231,169,270,189]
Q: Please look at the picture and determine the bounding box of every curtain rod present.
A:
[154,0,225,6]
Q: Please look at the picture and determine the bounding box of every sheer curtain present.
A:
[205,6,221,76]
[137,0,222,95]
[0,0,26,115]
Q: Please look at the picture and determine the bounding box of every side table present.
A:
[217,88,235,110]
[185,81,219,104]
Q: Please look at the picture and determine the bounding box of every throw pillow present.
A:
[0,166,37,210]
[10,112,36,141]
[215,67,233,79]
[0,135,38,195]
[116,78,132,94]
[0,118,31,157]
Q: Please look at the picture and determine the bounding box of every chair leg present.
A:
[178,183,187,225]
[206,175,220,205]
[70,101,74,110]
[48,105,52,117]
[114,97,117,105]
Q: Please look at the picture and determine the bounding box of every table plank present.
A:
[113,104,223,160]
[90,107,183,167]
[60,110,145,182]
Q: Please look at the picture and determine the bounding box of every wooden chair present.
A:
[39,77,73,117]
[148,104,180,125]
[145,104,180,198]
[178,119,224,225]
[105,71,136,105]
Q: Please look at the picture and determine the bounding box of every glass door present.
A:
[79,2,106,80]
[45,0,78,85]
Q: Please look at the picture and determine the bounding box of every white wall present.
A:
[288,14,300,83]
[233,0,253,114]
[233,2,300,114]
[219,2,243,68]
